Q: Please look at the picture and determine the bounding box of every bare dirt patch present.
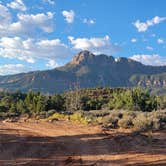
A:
[0,121,166,166]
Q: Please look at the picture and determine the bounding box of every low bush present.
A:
[149,110,166,130]
[46,109,56,118]
[84,110,110,118]
[118,116,133,128]
[46,113,66,121]
[133,113,153,131]
[70,112,92,125]
[99,110,166,131]
[102,115,119,128]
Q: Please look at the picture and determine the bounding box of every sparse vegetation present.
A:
[0,87,166,131]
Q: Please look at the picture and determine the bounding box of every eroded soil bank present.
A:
[0,121,166,166]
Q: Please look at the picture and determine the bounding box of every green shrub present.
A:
[86,110,110,117]
[46,109,56,117]
[118,116,133,128]
[122,111,137,118]
[46,113,66,121]
[133,113,153,131]
[149,110,166,130]
[70,112,92,125]
[102,115,119,128]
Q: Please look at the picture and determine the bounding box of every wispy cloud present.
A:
[43,0,55,5]
[133,16,166,32]
[62,10,75,23]
[83,18,95,25]
[46,59,59,68]
[7,0,27,11]
[0,64,32,75]
[146,46,153,51]
[131,38,137,43]
[157,38,164,44]
[130,54,166,66]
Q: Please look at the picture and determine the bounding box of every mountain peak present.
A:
[70,50,95,65]
[1,50,166,93]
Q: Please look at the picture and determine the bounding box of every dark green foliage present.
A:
[0,86,165,132]
[107,88,157,112]
[0,105,7,112]
[0,87,164,119]
[0,91,66,118]
[80,96,104,111]
[131,87,157,112]
[49,94,65,112]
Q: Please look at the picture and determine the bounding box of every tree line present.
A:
[0,87,165,119]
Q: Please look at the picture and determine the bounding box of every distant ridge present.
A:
[1,50,166,93]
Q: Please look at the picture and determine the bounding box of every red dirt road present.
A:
[0,121,166,166]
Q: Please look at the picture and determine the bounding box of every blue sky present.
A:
[0,0,166,75]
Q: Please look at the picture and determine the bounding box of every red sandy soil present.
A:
[0,120,166,166]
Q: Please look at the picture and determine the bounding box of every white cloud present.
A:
[62,10,75,23]
[46,59,59,68]
[7,0,27,11]
[133,16,166,32]
[0,37,35,63]
[0,37,73,64]
[83,18,95,25]
[16,12,54,33]
[157,38,164,44]
[151,33,156,37]
[43,0,55,5]
[146,46,153,51]
[68,35,121,55]
[0,10,55,36]
[0,35,121,72]
[130,54,166,66]
[0,64,31,75]
[0,4,12,30]
[131,38,137,43]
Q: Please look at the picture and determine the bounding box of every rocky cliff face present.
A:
[70,50,95,65]
[68,50,116,66]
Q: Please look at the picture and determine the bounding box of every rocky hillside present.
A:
[1,50,166,93]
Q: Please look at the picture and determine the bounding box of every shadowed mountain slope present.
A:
[1,50,166,93]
